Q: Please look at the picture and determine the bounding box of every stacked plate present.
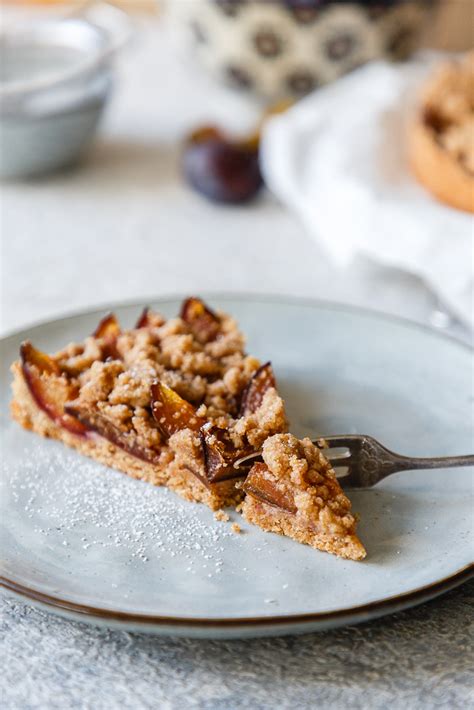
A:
[0,2,130,178]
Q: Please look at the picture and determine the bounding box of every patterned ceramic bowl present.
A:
[169,0,435,98]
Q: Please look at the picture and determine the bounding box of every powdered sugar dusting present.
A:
[3,442,237,575]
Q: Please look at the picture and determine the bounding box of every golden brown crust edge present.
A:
[242,496,366,561]
[409,118,474,214]
[10,361,242,511]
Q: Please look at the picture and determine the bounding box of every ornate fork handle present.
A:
[352,436,474,488]
[390,454,474,471]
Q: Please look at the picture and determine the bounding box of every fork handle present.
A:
[388,453,474,473]
[331,435,474,488]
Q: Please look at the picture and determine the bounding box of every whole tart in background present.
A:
[409,51,474,213]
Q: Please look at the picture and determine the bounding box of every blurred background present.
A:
[0,0,472,336]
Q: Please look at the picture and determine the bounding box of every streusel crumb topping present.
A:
[54,308,286,460]
[260,434,356,536]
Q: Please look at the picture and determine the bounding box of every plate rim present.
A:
[1,566,473,631]
[2,292,473,632]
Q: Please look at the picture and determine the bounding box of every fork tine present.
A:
[312,437,355,464]
[312,437,358,483]
[324,450,352,462]
[313,435,358,449]
[234,451,262,470]
[321,446,352,465]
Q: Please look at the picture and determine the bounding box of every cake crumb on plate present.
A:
[214,509,229,523]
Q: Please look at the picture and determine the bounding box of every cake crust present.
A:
[409,52,474,213]
[410,118,474,214]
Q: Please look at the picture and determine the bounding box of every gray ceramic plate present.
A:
[1,296,473,638]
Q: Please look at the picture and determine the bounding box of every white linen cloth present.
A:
[260,56,474,328]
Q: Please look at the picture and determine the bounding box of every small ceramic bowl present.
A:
[0,3,129,179]
[169,0,436,99]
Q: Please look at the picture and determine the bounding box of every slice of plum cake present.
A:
[10,297,287,510]
[242,434,366,560]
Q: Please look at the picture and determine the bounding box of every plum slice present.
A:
[243,462,297,514]
[20,341,88,437]
[21,341,60,376]
[92,312,120,340]
[92,313,121,360]
[150,381,206,438]
[150,381,248,484]
[239,362,276,416]
[65,402,161,464]
[201,425,252,484]
[135,307,151,329]
[180,297,220,344]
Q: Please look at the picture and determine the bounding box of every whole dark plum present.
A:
[182,126,263,205]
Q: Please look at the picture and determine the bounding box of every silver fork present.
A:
[235,434,474,488]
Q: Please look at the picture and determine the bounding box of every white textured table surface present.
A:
[1,20,472,710]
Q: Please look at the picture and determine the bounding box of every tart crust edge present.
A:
[409,117,474,214]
